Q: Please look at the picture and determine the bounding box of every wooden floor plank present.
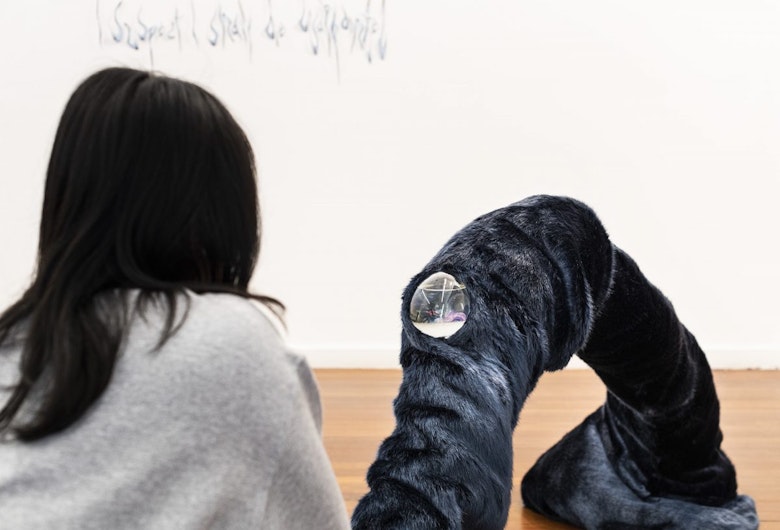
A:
[316,369,779,528]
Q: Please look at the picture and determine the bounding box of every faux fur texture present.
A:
[351,195,757,530]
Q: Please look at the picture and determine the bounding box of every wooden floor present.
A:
[315,369,780,529]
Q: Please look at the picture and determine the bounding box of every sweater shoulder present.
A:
[115,292,301,437]
[126,291,286,368]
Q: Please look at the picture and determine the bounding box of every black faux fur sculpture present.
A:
[352,196,757,530]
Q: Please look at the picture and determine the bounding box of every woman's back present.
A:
[0,291,349,529]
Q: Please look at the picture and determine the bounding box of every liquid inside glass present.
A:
[410,272,470,338]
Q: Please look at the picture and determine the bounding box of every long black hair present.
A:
[0,67,280,441]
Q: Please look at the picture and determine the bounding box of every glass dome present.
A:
[409,272,470,338]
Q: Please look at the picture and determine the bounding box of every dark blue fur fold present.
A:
[351,195,757,530]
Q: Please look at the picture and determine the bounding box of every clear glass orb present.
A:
[409,272,470,338]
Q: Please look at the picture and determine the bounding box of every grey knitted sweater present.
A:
[0,291,350,529]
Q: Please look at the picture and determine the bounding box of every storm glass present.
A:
[409,272,470,338]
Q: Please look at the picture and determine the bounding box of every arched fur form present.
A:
[352,196,756,530]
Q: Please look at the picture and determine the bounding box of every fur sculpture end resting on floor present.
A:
[351,195,757,530]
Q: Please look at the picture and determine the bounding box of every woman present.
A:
[0,67,349,529]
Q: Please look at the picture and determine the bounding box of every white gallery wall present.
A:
[0,1,778,368]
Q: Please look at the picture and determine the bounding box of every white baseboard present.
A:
[294,343,780,370]
[291,344,402,369]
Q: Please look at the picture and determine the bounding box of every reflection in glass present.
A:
[410,272,470,338]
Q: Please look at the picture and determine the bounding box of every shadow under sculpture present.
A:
[352,195,757,530]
